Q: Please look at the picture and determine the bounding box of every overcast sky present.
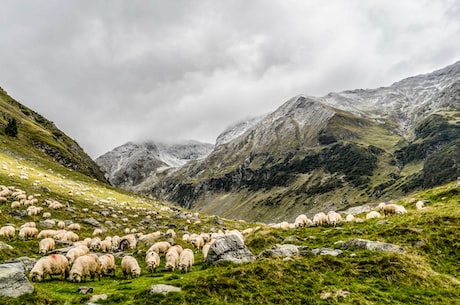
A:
[1,1,459,158]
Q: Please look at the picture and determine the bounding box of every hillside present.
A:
[0,86,458,304]
[133,61,460,222]
[0,86,106,182]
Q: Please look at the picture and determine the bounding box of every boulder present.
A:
[150,284,182,295]
[3,257,37,272]
[341,238,404,253]
[259,244,303,258]
[311,248,343,257]
[81,217,101,227]
[206,234,255,264]
[0,263,34,298]
[0,241,13,250]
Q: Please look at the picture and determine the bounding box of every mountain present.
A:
[0,86,106,181]
[139,61,460,222]
[95,140,214,190]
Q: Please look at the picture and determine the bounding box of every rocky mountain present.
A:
[0,86,106,181]
[140,61,460,222]
[95,140,214,190]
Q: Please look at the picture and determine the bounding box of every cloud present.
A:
[0,0,459,157]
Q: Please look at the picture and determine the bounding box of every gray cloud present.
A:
[0,0,459,157]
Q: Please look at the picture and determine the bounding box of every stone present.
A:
[81,217,101,227]
[341,238,405,253]
[206,234,255,264]
[0,241,13,250]
[259,244,301,258]
[100,211,110,217]
[0,263,34,298]
[88,294,107,304]
[78,286,93,294]
[311,248,343,256]
[3,257,37,272]
[283,236,299,243]
[150,284,182,295]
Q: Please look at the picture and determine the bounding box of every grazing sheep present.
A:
[148,241,171,254]
[42,212,51,219]
[202,243,212,260]
[57,221,66,229]
[166,229,176,238]
[19,227,38,240]
[294,214,312,228]
[57,231,79,242]
[93,228,103,237]
[69,254,102,282]
[326,211,342,227]
[380,203,408,216]
[21,222,36,228]
[179,248,194,273]
[0,196,7,203]
[345,214,355,222]
[0,225,15,239]
[29,254,70,282]
[111,235,120,251]
[190,235,205,250]
[119,234,137,251]
[10,201,20,209]
[165,248,180,271]
[98,254,116,276]
[66,245,90,264]
[37,229,58,239]
[99,239,113,252]
[145,251,161,273]
[416,200,425,210]
[121,255,141,279]
[182,233,190,242]
[170,244,183,255]
[366,211,381,219]
[68,223,81,231]
[39,238,56,254]
[313,212,328,226]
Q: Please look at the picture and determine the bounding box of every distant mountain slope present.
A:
[144,61,460,222]
[95,140,214,190]
[0,86,106,181]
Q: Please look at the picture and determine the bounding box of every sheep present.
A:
[42,212,51,219]
[74,237,92,248]
[21,222,36,228]
[99,239,113,252]
[202,243,212,260]
[170,244,183,255]
[326,211,342,227]
[37,229,58,239]
[119,234,137,251]
[111,235,120,251]
[93,228,103,237]
[90,237,101,251]
[294,214,312,228]
[0,196,7,203]
[145,251,161,273]
[166,229,176,238]
[0,225,15,239]
[178,248,194,273]
[313,212,328,226]
[98,254,116,277]
[69,254,102,282]
[29,254,70,282]
[366,211,381,219]
[19,227,38,240]
[416,200,425,210]
[165,247,180,271]
[121,255,141,279]
[10,201,20,209]
[147,241,171,255]
[66,245,89,264]
[380,203,408,216]
[68,223,81,231]
[190,235,205,250]
[39,238,56,254]
[57,221,66,229]
[345,214,355,222]
[182,233,190,242]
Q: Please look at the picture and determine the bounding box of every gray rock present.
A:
[206,234,255,264]
[150,284,182,295]
[81,218,101,227]
[0,263,34,298]
[311,248,343,256]
[3,257,37,272]
[376,220,391,225]
[259,244,301,258]
[283,236,299,243]
[78,286,93,294]
[0,241,13,250]
[88,293,107,304]
[100,211,110,217]
[341,238,405,253]
[39,220,55,229]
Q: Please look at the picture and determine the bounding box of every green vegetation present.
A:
[4,118,18,137]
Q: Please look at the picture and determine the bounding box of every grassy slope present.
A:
[0,145,459,304]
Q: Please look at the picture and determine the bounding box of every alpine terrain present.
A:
[98,61,460,223]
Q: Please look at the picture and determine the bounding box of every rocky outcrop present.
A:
[206,235,255,265]
[150,284,182,295]
[259,244,342,258]
[341,238,405,253]
[0,263,34,298]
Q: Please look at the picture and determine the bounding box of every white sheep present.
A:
[93,228,103,237]
[39,238,56,254]
[119,234,137,251]
[99,239,113,252]
[21,222,36,228]
[345,214,355,222]
[29,254,70,282]
[66,245,89,264]
[179,248,194,273]
[145,251,161,273]
[166,229,176,238]
[37,229,58,239]
[294,214,312,228]
[111,235,120,251]
[326,211,342,226]
[42,212,51,218]
[165,247,180,271]
[416,200,425,210]
[147,241,171,254]
[0,225,15,239]
[366,211,381,219]
[98,254,116,277]
[121,255,141,279]
[69,254,102,282]
[313,212,327,226]
[68,223,81,231]
[190,235,205,250]
[202,243,212,260]
[57,221,66,229]
[19,227,38,240]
